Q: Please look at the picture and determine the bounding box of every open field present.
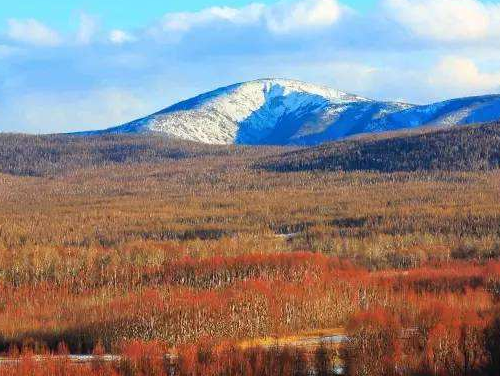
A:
[1,124,500,375]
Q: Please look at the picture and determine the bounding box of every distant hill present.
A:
[260,122,500,173]
[76,78,500,146]
[0,133,257,177]
[3,122,500,177]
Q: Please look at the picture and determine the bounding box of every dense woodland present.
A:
[1,123,500,375]
[263,122,500,172]
[0,133,279,177]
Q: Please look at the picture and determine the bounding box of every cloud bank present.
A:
[384,0,500,42]
[7,18,62,46]
[1,0,500,133]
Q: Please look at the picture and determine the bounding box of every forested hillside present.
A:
[0,134,280,177]
[2,122,500,375]
[262,122,500,172]
[3,122,500,179]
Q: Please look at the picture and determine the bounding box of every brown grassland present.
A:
[1,124,500,375]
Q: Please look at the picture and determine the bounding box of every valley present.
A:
[1,123,500,374]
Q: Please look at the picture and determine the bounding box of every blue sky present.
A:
[0,0,378,30]
[1,0,500,133]
[0,1,278,31]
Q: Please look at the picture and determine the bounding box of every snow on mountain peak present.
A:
[240,78,368,102]
[97,78,376,145]
[81,79,500,146]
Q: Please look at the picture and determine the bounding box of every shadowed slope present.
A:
[260,122,500,172]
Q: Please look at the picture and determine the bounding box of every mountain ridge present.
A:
[4,121,500,177]
[260,121,500,173]
[79,78,500,146]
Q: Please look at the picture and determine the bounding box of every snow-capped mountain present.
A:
[366,95,500,133]
[84,79,500,145]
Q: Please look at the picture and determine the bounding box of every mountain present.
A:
[260,122,500,173]
[366,95,500,133]
[82,79,500,146]
[83,79,411,145]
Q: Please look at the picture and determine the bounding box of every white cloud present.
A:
[109,30,136,44]
[7,19,62,46]
[157,0,341,35]
[2,88,151,133]
[160,4,265,32]
[328,62,378,92]
[384,0,500,42]
[343,56,500,103]
[290,56,500,104]
[77,13,99,44]
[428,56,500,95]
[266,0,342,34]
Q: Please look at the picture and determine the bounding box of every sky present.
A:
[1,0,500,133]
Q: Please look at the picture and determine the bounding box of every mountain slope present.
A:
[6,121,500,177]
[86,79,411,145]
[366,95,500,132]
[83,79,500,146]
[260,122,500,173]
